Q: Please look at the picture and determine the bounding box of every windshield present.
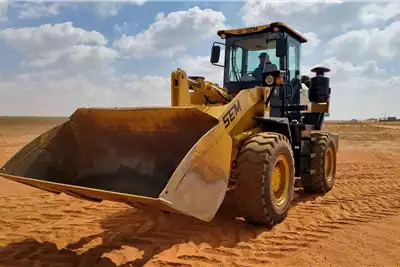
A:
[225,33,280,83]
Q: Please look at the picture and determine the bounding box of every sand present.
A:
[0,117,400,267]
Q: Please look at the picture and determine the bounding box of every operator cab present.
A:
[210,22,306,96]
[210,22,308,119]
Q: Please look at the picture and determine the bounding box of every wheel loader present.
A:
[0,22,338,227]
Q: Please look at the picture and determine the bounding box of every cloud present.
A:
[11,2,65,19]
[303,57,386,81]
[301,32,321,55]
[0,20,170,117]
[330,75,399,120]
[0,0,7,21]
[0,70,170,116]
[0,22,107,53]
[359,2,400,24]
[241,0,342,26]
[8,1,147,19]
[22,45,119,73]
[302,57,397,120]
[239,1,376,41]
[0,22,118,72]
[113,22,131,36]
[113,6,227,58]
[0,2,398,121]
[94,2,120,18]
[176,49,225,86]
[326,21,400,62]
[92,0,146,18]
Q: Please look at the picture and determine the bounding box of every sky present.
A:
[0,0,399,120]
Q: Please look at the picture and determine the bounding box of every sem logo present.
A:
[245,27,258,33]
[223,100,242,128]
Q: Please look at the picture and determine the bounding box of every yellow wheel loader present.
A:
[0,22,338,227]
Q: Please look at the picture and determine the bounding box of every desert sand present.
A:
[1,117,400,267]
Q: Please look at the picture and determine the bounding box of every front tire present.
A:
[301,132,337,193]
[232,132,295,227]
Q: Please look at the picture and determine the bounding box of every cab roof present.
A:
[217,21,308,43]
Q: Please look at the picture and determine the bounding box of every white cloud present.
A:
[113,22,131,36]
[176,50,225,86]
[241,0,342,26]
[11,2,64,19]
[8,1,147,19]
[22,45,119,72]
[301,32,321,56]
[0,22,107,54]
[326,21,400,62]
[0,0,7,21]
[0,20,170,117]
[0,70,170,116]
[93,2,121,18]
[2,56,396,120]
[359,2,400,24]
[302,57,397,120]
[113,6,227,58]
[0,22,118,72]
[303,57,386,81]
[240,1,375,41]
[0,3,399,121]
[331,75,399,120]
[331,76,399,120]
[92,0,146,18]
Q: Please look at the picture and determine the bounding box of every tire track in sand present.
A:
[1,162,399,267]
[146,161,400,267]
[1,130,400,267]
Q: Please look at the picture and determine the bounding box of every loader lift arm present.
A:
[171,68,231,107]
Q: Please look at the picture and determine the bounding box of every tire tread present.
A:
[232,132,294,227]
[301,132,337,193]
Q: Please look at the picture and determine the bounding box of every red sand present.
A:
[0,118,399,266]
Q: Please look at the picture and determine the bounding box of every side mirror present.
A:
[276,38,287,58]
[210,45,220,64]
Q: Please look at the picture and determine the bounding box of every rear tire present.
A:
[301,132,337,193]
[232,132,295,227]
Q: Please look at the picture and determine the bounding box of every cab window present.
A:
[288,38,300,81]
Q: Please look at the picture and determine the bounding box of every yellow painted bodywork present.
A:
[271,154,291,207]
[325,146,334,182]
[217,21,308,43]
[0,21,331,224]
[0,68,271,223]
[311,102,330,113]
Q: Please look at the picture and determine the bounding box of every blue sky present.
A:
[1,1,245,76]
[0,1,400,119]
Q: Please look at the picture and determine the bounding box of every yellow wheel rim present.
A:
[325,146,334,182]
[271,154,290,206]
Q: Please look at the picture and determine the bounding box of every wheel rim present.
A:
[325,146,334,182]
[271,154,290,206]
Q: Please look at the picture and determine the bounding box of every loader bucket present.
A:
[0,107,233,222]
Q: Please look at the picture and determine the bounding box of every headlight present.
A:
[265,75,274,85]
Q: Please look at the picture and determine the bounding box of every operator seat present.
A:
[263,62,278,73]
[263,55,278,73]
